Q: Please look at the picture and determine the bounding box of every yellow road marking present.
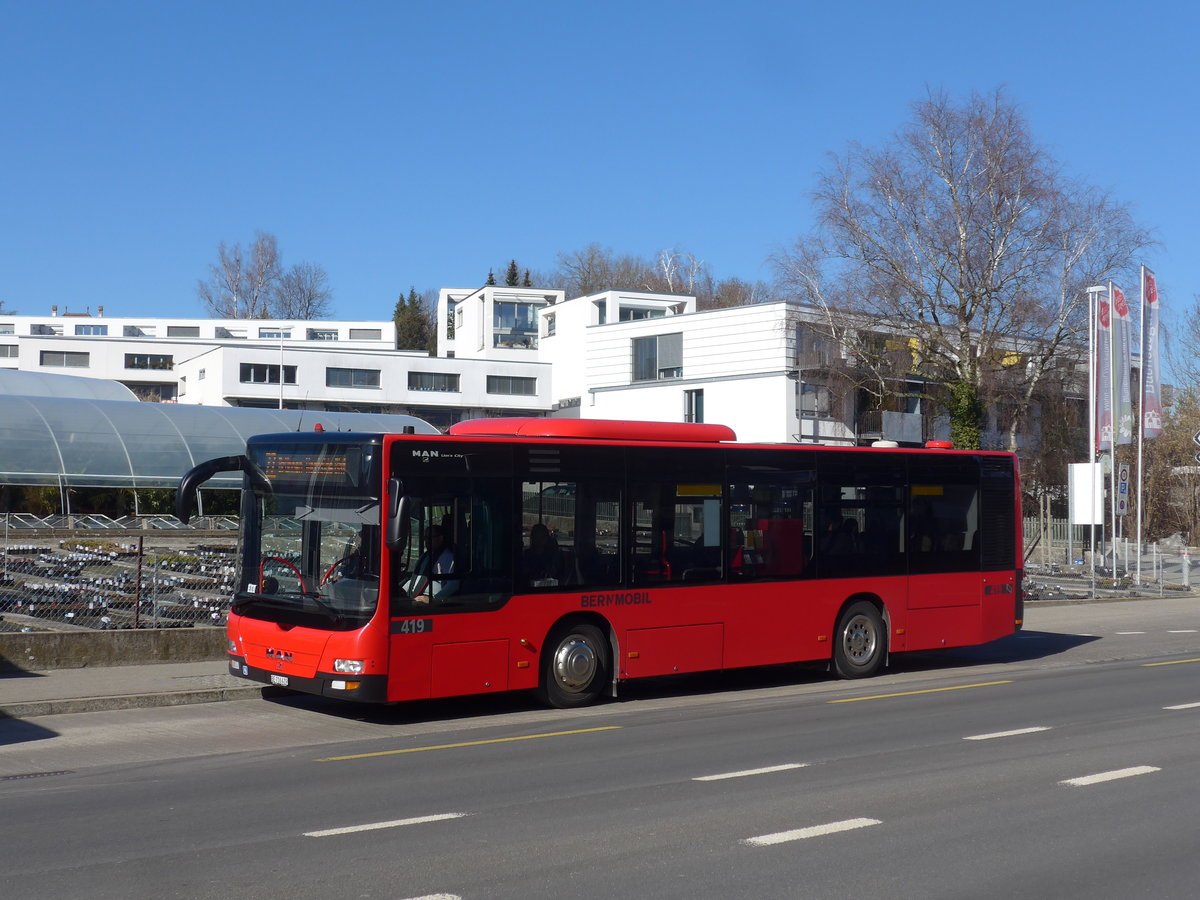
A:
[317,726,622,761]
[828,680,1013,703]
[1143,658,1200,668]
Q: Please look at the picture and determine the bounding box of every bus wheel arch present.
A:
[832,595,887,679]
[536,614,613,708]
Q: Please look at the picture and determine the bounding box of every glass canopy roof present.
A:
[0,387,439,489]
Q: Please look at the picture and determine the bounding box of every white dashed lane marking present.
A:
[305,812,468,837]
[1059,767,1160,787]
[694,763,808,781]
[963,726,1051,741]
[743,818,881,846]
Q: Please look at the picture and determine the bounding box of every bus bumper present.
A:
[226,656,389,702]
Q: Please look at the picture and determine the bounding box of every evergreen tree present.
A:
[486,269,496,286]
[393,286,433,352]
[505,259,520,286]
[523,269,532,287]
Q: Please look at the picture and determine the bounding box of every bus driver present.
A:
[408,524,456,604]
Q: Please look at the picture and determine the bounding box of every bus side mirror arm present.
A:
[385,478,412,551]
[175,455,272,524]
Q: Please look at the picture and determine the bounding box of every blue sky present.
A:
[2,1,1196,340]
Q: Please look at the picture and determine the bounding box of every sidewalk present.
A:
[0,659,271,719]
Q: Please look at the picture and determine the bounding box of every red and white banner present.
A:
[1111,284,1133,445]
[1141,267,1163,438]
[1096,294,1113,451]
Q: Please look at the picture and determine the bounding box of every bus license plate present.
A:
[270,674,289,686]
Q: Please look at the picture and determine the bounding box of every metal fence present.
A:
[1022,515,1195,592]
[1,530,238,634]
[3,515,1193,635]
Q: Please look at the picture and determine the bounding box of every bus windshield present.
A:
[238,439,383,629]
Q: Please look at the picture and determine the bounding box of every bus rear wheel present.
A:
[833,600,886,679]
[538,622,609,708]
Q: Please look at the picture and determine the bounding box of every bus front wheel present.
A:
[833,600,886,679]
[538,622,609,708]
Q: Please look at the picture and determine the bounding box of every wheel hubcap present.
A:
[553,636,597,692]
[843,614,877,665]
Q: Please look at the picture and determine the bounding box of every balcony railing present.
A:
[856,410,923,444]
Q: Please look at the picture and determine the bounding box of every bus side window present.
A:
[727,474,815,582]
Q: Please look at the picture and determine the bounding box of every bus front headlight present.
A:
[333,658,365,674]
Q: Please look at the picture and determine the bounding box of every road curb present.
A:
[0,684,285,719]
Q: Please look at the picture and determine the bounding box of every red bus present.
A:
[176,418,1022,708]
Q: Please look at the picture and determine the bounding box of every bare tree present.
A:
[273,262,333,319]
[708,277,776,308]
[197,231,282,318]
[1167,293,1200,390]
[774,88,1151,451]
[551,243,655,297]
[548,242,773,308]
[1141,386,1200,541]
[646,248,714,296]
[0,298,15,314]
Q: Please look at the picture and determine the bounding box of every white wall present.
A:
[175,345,553,412]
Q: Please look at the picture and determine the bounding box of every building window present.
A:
[215,327,246,339]
[493,301,543,349]
[324,402,384,415]
[167,325,201,337]
[0,323,14,335]
[259,328,291,339]
[129,383,177,402]
[327,367,380,389]
[307,328,338,341]
[408,371,460,392]
[349,328,382,340]
[684,389,704,423]
[198,368,205,380]
[32,323,64,336]
[632,333,682,381]
[125,353,174,370]
[0,344,18,358]
[241,363,298,384]
[620,307,666,321]
[594,301,607,325]
[798,383,832,416]
[179,376,186,397]
[75,324,107,336]
[40,350,89,368]
[487,375,536,396]
[544,314,556,337]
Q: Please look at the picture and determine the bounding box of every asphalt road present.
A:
[3,598,1200,899]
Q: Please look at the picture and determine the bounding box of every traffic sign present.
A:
[1117,463,1130,516]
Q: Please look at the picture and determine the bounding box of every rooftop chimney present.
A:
[51,305,58,317]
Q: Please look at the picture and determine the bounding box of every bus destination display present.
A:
[261,449,355,485]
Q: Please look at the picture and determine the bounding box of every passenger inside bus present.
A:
[523,522,562,587]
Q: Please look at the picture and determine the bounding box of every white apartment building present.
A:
[3,287,961,445]
[0,306,552,430]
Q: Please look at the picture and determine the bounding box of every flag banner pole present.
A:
[1136,267,1145,584]
[1137,266,1162,585]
